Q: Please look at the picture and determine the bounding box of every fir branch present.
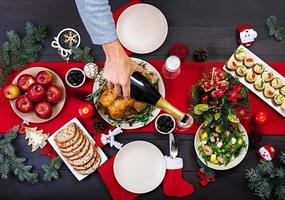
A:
[0,126,39,184]
[197,157,215,178]
[42,156,62,182]
[0,154,10,179]
[266,16,284,41]
[72,47,94,62]
[280,152,285,164]
[0,22,47,87]
[245,155,285,200]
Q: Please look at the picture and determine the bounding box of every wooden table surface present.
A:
[0,1,285,200]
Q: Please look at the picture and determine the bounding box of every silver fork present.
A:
[169,133,178,159]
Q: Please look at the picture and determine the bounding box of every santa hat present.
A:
[258,144,276,161]
[237,24,252,32]
[263,144,275,158]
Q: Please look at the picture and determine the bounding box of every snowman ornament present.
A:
[237,24,258,47]
[257,144,276,161]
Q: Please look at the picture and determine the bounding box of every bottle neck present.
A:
[155,97,186,121]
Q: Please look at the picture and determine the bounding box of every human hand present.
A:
[102,40,143,98]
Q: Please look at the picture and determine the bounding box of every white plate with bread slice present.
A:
[224,45,285,117]
[48,118,108,181]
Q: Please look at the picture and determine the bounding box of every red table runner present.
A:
[0,61,285,135]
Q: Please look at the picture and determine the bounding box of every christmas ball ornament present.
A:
[83,63,99,79]
[193,48,208,62]
[254,111,269,125]
[257,144,276,161]
[237,24,257,47]
[78,103,94,119]
[168,43,189,61]
[201,94,210,104]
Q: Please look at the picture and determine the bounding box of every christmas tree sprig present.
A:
[42,156,62,182]
[0,22,48,87]
[245,153,285,200]
[0,126,39,184]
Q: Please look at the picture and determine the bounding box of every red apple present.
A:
[35,101,53,119]
[78,103,94,119]
[15,95,33,113]
[3,84,20,100]
[27,84,47,102]
[47,85,62,104]
[36,70,53,86]
[17,74,35,91]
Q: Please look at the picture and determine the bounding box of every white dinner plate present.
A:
[117,3,168,54]
[194,123,249,170]
[114,141,166,193]
[93,57,165,129]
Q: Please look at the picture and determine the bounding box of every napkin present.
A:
[112,0,141,56]
[98,157,138,200]
[163,156,195,197]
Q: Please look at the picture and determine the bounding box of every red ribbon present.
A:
[93,133,105,148]
[197,170,216,187]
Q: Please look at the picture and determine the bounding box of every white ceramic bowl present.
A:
[65,67,86,88]
[194,123,249,170]
[155,113,176,134]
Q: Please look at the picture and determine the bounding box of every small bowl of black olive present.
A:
[155,114,176,134]
[65,68,86,88]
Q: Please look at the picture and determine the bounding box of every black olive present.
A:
[67,69,84,86]
[157,115,174,133]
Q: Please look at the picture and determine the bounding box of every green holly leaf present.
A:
[214,112,221,120]
[228,114,240,123]
[204,114,213,126]
[194,104,209,115]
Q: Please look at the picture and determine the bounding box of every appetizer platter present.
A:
[48,118,107,181]
[91,57,165,129]
[194,122,248,170]
[9,67,66,123]
[224,45,285,117]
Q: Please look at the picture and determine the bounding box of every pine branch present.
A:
[72,47,94,62]
[197,157,215,178]
[280,152,285,164]
[266,16,284,41]
[245,154,285,200]
[0,22,47,87]
[0,126,39,184]
[42,156,62,182]
[0,154,10,179]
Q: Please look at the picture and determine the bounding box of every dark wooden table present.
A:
[0,1,285,200]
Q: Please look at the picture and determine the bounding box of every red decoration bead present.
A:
[254,111,268,125]
[201,94,210,104]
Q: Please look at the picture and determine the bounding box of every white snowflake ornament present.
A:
[64,31,78,47]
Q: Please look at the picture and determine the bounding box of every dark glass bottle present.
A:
[130,71,190,125]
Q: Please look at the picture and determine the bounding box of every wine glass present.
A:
[175,113,193,131]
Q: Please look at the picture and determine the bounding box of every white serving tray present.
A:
[48,118,108,181]
[223,45,285,117]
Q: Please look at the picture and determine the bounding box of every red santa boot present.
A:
[163,156,195,197]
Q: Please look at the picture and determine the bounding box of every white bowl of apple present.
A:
[3,67,66,123]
